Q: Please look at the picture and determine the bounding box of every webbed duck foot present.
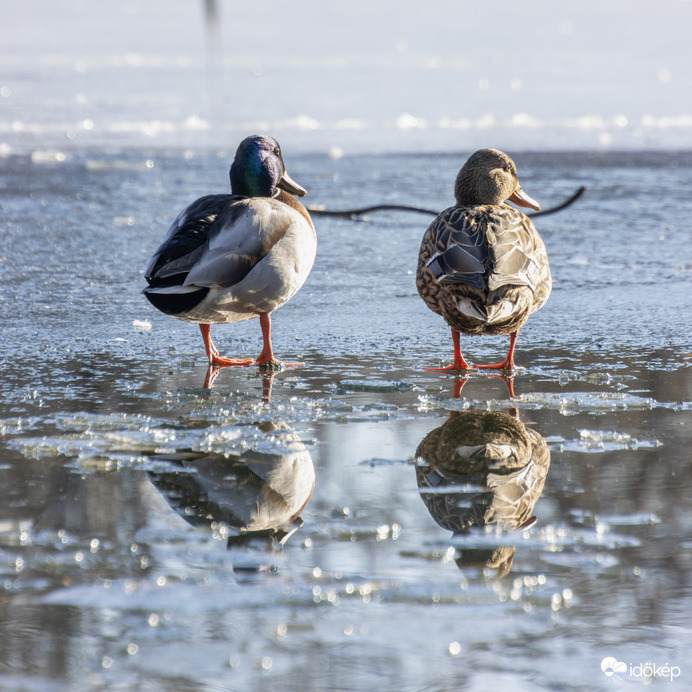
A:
[473,331,519,373]
[423,362,473,373]
[252,314,304,371]
[200,324,254,368]
[425,329,473,372]
[210,355,255,367]
[473,361,514,371]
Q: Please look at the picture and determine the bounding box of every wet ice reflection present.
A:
[416,408,550,577]
[148,420,315,577]
[1,148,691,690]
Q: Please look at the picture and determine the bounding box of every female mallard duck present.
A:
[143,135,317,368]
[416,148,551,371]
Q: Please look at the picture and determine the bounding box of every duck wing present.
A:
[183,198,299,289]
[424,205,549,294]
[145,196,296,291]
[485,206,549,294]
[423,207,487,290]
[145,194,239,287]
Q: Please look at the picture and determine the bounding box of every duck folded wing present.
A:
[146,197,296,291]
[425,207,487,290]
[183,198,297,289]
[485,211,546,293]
[145,195,237,282]
[422,205,549,296]
[426,244,486,289]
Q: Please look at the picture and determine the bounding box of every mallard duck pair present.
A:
[144,139,550,372]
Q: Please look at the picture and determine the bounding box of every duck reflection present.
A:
[148,421,314,576]
[415,408,550,577]
[203,365,277,401]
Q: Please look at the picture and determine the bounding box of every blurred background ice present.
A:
[1,0,691,155]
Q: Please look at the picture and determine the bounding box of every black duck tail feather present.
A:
[143,286,210,316]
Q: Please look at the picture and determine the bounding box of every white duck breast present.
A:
[184,447,315,532]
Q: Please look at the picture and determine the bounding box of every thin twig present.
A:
[308,186,586,219]
[309,203,440,218]
[528,186,586,218]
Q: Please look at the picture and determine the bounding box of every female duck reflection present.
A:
[415,408,550,577]
[148,420,314,575]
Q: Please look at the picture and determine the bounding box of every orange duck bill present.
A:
[508,187,541,211]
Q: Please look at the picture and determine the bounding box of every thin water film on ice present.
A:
[0,149,690,691]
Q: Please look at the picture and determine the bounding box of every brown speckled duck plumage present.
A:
[416,148,551,371]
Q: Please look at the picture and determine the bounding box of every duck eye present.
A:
[504,164,512,172]
[273,147,281,156]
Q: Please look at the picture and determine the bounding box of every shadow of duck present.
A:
[147,420,314,578]
[415,408,550,577]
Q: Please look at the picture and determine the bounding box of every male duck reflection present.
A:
[417,149,552,371]
[416,409,550,577]
[148,421,315,553]
[143,135,317,368]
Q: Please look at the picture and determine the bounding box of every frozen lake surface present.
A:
[1,1,692,688]
[0,147,691,690]
[2,0,692,154]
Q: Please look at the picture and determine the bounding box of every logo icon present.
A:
[601,657,627,678]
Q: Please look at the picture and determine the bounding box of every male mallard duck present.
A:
[143,135,317,368]
[416,148,551,371]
